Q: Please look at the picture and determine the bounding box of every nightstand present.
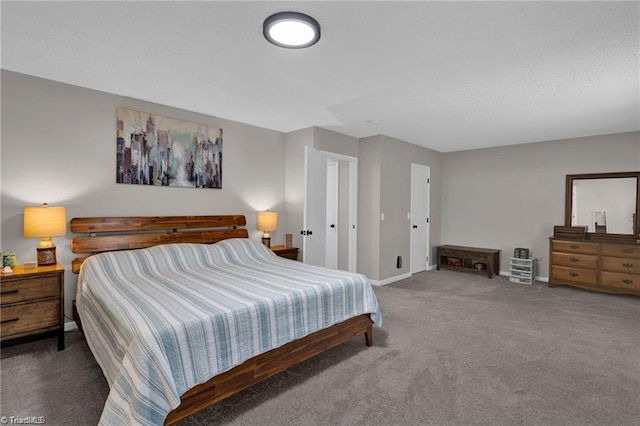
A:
[271,245,299,260]
[1,263,65,350]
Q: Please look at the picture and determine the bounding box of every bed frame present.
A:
[70,215,373,425]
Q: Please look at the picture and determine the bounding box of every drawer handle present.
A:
[569,257,579,263]
[0,289,19,296]
[622,263,634,268]
[622,279,634,285]
[569,272,579,277]
[0,317,19,324]
[570,244,580,249]
[623,248,635,254]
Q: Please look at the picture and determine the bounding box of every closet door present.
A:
[303,146,327,266]
[411,164,430,274]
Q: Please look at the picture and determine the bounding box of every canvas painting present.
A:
[116,108,223,188]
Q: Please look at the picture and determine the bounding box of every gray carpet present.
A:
[1,270,639,425]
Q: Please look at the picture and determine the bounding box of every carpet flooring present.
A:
[1,270,639,425]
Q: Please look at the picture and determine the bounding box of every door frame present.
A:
[325,161,339,270]
[323,151,358,272]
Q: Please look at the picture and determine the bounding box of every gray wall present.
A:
[313,127,359,158]
[379,136,442,280]
[4,70,637,320]
[440,131,640,278]
[357,136,382,279]
[358,135,443,281]
[1,71,287,319]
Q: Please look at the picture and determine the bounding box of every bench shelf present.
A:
[436,245,500,279]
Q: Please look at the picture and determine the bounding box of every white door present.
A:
[303,146,328,266]
[326,162,339,269]
[410,164,430,274]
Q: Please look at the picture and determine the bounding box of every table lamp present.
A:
[257,211,278,248]
[24,203,67,266]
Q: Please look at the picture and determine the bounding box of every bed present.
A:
[70,215,381,425]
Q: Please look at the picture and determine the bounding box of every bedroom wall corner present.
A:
[378,135,442,280]
[440,131,640,281]
[357,134,443,281]
[312,126,359,158]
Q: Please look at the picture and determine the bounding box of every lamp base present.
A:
[37,247,57,266]
[261,236,271,248]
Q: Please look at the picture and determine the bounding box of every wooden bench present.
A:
[436,245,500,279]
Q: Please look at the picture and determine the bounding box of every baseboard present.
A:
[370,272,412,286]
[64,321,78,332]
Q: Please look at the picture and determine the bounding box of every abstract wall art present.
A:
[116,108,223,189]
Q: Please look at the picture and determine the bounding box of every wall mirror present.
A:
[565,171,640,241]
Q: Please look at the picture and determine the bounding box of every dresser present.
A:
[0,264,65,350]
[548,238,640,296]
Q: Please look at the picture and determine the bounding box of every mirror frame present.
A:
[565,171,640,242]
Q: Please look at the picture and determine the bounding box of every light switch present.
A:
[381,213,385,221]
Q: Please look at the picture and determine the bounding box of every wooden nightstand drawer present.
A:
[1,298,60,339]
[0,263,65,350]
[0,274,60,305]
[271,246,299,260]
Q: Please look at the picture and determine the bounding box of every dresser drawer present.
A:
[551,252,598,270]
[0,299,60,339]
[0,274,60,306]
[601,244,640,259]
[551,241,599,255]
[601,257,640,274]
[551,266,598,285]
[599,271,640,294]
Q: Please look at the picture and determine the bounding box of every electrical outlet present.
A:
[396,256,402,268]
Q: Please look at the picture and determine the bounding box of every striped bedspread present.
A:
[76,238,381,425]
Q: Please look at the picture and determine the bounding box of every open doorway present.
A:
[303,147,357,272]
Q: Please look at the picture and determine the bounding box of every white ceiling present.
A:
[2,1,638,152]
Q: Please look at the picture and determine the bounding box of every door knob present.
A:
[330,224,335,228]
[412,225,418,229]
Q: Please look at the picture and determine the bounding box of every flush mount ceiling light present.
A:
[263,12,321,49]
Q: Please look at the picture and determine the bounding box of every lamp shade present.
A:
[24,203,67,238]
[257,211,278,232]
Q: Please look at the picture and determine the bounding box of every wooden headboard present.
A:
[70,215,247,273]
